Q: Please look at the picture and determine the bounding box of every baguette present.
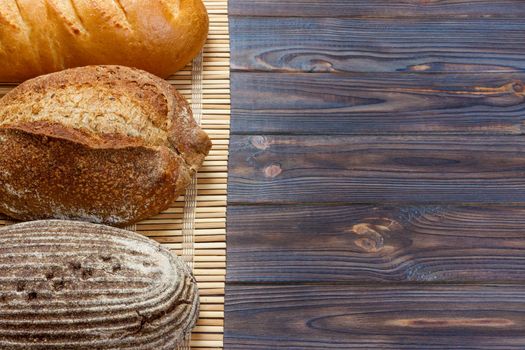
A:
[0,0,208,81]
[0,65,212,226]
[0,220,199,349]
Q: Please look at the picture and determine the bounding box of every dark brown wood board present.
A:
[225,0,525,349]
[232,72,525,135]
[229,135,525,204]
[230,0,525,18]
[225,284,525,349]
[231,17,525,73]
[228,205,525,283]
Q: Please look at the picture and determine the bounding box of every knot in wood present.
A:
[350,223,385,253]
[264,163,282,178]
[354,237,381,253]
[251,136,270,150]
[408,64,431,72]
[308,59,335,72]
[513,82,524,93]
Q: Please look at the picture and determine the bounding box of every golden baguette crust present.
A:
[0,65,212,226]
[0,220,199,349]
[0,0,208,82]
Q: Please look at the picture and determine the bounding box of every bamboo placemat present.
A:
[146,1,229,348]
[0,1,229,349]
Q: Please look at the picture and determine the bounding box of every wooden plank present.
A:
[228,135,525,204]
[228,204,525,282]
[230,0,525,18]
[231,17,525,73]
[232,72,525,135]
[225,284,525,349]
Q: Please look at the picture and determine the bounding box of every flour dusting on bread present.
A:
[0,65,212,226]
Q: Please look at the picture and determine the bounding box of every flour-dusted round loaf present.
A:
[0,220,199,349]
[0,0,208,82]
[0,65,212,226]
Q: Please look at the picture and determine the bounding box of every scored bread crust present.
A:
[0,220,199,349]
[0,0,209,82]
[0,65,212,226]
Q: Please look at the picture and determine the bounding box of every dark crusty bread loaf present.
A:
[0,220,199,349]
[0,0,208,82]
[0,65,212,226]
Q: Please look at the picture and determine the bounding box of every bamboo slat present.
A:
[160,1,229,348]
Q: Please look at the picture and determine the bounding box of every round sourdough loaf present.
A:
[0,65,212,226]
[0,0,208,82]
[0,220,199,349]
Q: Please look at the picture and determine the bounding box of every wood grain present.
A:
[229,135,525,204]
[227,2,525,350]
[230,0,525,17]
[231,17,525,73]
[225,284,525,349]
[232,72,525,135]
[228,205,525,282]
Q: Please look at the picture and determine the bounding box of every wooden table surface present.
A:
[224,1,525,348]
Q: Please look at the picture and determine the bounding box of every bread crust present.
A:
[0,65,211,226]
[0,0,209,81]
[0,220,199,349]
